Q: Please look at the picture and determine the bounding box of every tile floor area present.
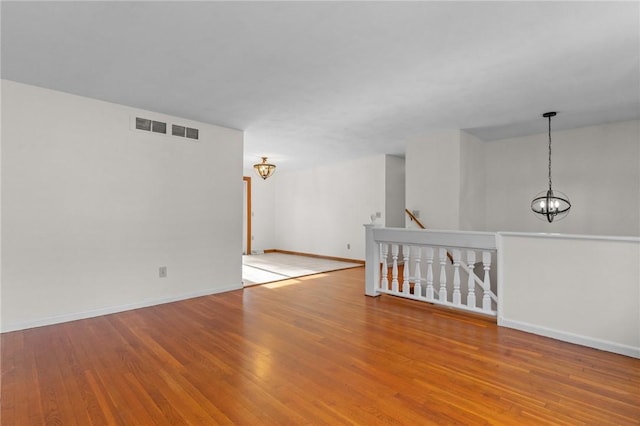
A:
[242,252,362,286]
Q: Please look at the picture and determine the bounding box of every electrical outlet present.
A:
[375,212,381,218]
[347,243,351,250]
[159,266,167,278]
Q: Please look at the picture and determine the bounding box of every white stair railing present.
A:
[365,225,498,317]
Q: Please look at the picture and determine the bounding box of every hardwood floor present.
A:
[2,267,639,425]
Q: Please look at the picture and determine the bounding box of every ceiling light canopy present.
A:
[531,112,571,223]
[254,157,276,180]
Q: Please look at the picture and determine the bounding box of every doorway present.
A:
[242,176,251,255]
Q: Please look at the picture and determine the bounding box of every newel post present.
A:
[364,224,382,296]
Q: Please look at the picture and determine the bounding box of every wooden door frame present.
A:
[243,176,252,255]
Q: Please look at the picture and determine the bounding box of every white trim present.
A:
[498,317,640,359]
[498,231,640,243]
[378,288,497,317]
[1,283,243,333]
[372,227,497,250]
[496,234,504,320]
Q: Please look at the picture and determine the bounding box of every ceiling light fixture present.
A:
[253,157,276,180]
[531,112,571,222]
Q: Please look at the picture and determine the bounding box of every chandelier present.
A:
[531,112,571,222]
[253,157,276,180]
[531,112,571,223]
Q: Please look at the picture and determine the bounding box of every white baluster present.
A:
[413,246,422,298]
[452,249,461,305]
[391,244,399,293]
[402,245,410,294]
[425,247,434,301]
[467,250,477,309]
[439,248,448,302]
[482,251,492,311]
[381,243,389,290]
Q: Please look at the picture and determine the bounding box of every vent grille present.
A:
[186,127,199,140]
[134,116,199,141]
[136,117,151,131]
[152,120,166,134]
[172,124,186,137]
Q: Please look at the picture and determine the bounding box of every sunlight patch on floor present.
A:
[263,279,303,289]
[242,253,361,286]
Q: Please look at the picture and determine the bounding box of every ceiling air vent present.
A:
[152,120,166,134]
[186,127,199,140]
[136,116,166,134]
[134,116,198,141]
[172,124,186,137]
[136,117,152,131]
[172,124,199,140]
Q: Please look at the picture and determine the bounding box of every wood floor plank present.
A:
[2,267,639,425]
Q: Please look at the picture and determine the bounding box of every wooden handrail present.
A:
[405,209,426,230]
[404,209,455,264]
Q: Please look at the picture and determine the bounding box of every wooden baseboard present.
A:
[262,249,364,264]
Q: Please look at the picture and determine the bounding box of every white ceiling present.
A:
[2,1,639,171]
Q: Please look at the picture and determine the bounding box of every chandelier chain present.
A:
[548,114,552,191]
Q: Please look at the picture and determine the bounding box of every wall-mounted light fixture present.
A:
[530,112,571,222]
[253,157,276,180]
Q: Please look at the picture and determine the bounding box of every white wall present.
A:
[0,80,3,331]
[244,169,276,253]
[498,232,640,358]
[405,130,462,230]
[1,80,244,332]
[384,155,405,227]
[485,120,640,236]
[248,154,402,259]
[459,131,486,231]
[405,120,639,237]
[272,155,387,260]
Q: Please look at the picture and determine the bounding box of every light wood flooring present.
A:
[242,252,362,285]
[2,267,639,425]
